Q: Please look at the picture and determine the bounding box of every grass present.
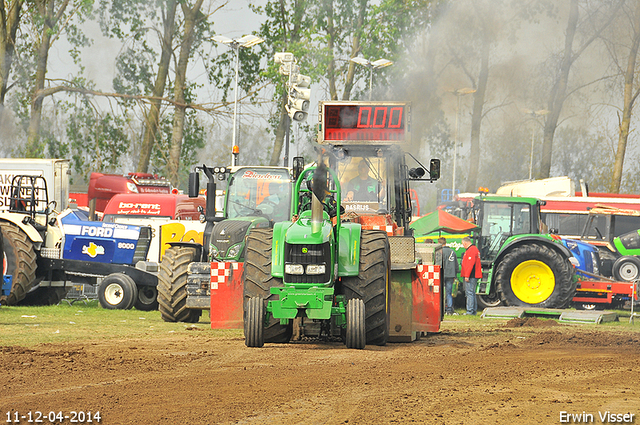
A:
[0,300,241,347]
[1,301,639,348]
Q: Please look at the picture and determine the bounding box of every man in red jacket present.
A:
[461,236,482,315]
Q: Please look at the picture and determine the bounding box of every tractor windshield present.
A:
[479,201,532,262]
[337,156,387,213]
[225,168,291,222]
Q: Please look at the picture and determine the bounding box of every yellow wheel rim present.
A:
[510,260,555,304]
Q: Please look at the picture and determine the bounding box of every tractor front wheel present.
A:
[495,244,575,308]
[0,222,37,306]
[245,296,265,348]
[476,292,502,309]
[345,298,366,349]
[342,230,390,346]
[612,256,640,282]
[98,273,138,310]
[157,247,201,322]
[243,228,292,343]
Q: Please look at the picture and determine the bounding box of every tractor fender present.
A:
[0,214,44,244]
[493,235,573,269]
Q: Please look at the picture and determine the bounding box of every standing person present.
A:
[439,237,459,315]
[460,236,482,315]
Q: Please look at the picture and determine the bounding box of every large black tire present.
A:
[342,230,389,346]
[612,256,640,282]
[245,297,265,348]
[98,273,138,310]
[243,228,292,343]
[495,244,576,308]
[345,298,366,349]
[21,287,69,306]
[134,285,159,311]
[0,222,37,306]
[157,246,201,323]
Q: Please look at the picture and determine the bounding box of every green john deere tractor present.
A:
[472,195,578,309]
[243,163,391,349]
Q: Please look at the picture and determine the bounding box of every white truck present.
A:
[0,159,70,213]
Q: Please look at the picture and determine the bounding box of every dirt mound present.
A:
[523,329,640,348]
[503,317,559,327]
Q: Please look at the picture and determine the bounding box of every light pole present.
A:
[523,109,550,180]
[213,34,264,166]
[449,88,476,197]
[350,57,393,100]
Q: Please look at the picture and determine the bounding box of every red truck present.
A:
[70,172,174,220]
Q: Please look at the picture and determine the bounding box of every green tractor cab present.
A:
[472,195,578,309]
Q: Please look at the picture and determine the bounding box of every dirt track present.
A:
[2,318,640,425]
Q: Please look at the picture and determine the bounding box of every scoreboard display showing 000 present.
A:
[317,101,411,145]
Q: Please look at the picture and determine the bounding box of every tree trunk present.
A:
[538,0,578,179]
[0,0,23,106]
[269,97,288,165]
[167,0,204,186]
[611,1,640,193]
[26,0,59,158]
[341,0,367,101]
[465,36,490,193]
[137,0,177,173]
[325,0,337,100]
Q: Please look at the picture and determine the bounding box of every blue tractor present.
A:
[0,175,156,309]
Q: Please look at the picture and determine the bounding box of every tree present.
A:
[166,0,204,186]
[0,0,23,108]
[23,0,94,158]
[607,0,640,192]
[538,0,623,179]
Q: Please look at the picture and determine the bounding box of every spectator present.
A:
[439,237,459,315]
[460,236,482,315]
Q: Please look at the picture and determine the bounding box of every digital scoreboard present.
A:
[317,101,411,144]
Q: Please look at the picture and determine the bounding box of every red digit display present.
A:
[323,103,407,142]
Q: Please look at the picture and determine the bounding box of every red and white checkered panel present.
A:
[210,262,240,290]
[371,225,395,236]
[416,264,440,291]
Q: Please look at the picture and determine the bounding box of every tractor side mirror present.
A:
[188,172,199,198]
[292,156,305,180]
[429,159,441,181]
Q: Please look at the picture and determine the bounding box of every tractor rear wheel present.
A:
[0,222,37,306]
[134,285,158,311]
[495,244,575,308]
[342,230,389,346]
[345,298,366,349]
[245,296,265,348]
[157,247,201,322]
[98,273,138,310]
[612,256,640,282]
[243,228,292,343]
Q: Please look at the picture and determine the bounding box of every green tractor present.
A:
[244,164,390,348]
[157,164,296,323]
[472,195,578,309]
[244,100,443,349]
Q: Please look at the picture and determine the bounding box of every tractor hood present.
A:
[209,216,270,261]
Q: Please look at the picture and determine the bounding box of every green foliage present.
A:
[151,108,205,189]
[65,98,132,178]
